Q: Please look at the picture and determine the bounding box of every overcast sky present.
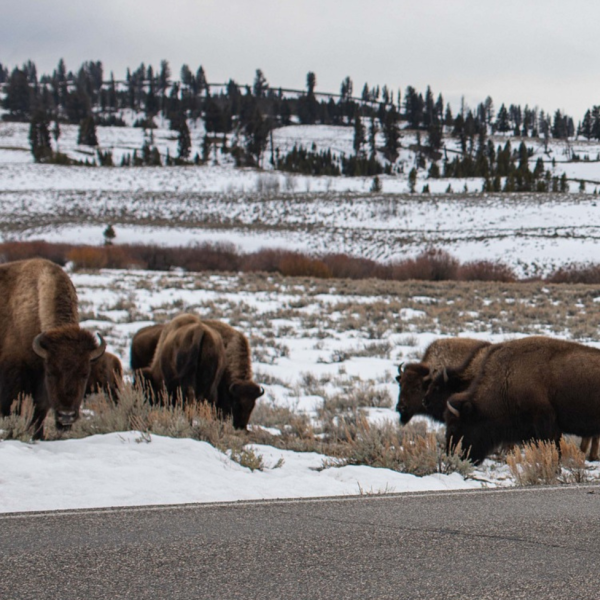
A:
[1,1,598,120]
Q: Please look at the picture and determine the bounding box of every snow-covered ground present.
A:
[3,121,600,513]
[2,268,599,514]
[3,121,600,276]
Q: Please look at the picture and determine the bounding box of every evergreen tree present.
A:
[177,115,191,159]
[3,68,31,118]
[382,107,401,162]
[244,106,270,164]
[340,76,353,100]
[77,115,98,146]
[495,104,510,132]
[353,108,366,156]
[253,69,268,98]
[306,72,316,97]
[29,110,53,162]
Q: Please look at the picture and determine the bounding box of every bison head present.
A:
[395,363,431,425]
[225,381,264,430]
[445,396,491,465]
[33,326,106,430]
[422,366,467,422]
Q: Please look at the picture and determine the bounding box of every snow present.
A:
[2,120,600,513]
[0,432,483,513]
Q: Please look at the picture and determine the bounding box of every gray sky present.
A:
[1,0,598,120]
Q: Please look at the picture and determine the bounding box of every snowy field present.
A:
[1,269,600,513]
[3,121,600,276]
[3,120,600,513]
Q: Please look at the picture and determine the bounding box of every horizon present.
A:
[1,1,599,121]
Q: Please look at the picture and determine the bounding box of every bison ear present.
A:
[230,382,264,400]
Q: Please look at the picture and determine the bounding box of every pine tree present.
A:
[340,76,353,101]
[306,72,316,97]
[29,110,53,162]
[353,108,365,156]
[253,69,268,98]
[78,116,98,146]
[3,68,31,118]
[382,107,401,162]
[177,115,191,160]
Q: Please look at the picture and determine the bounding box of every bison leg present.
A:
[581,436,591,456]
[590,437,600,462]
[31,404,48,441]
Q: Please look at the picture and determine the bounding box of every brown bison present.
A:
[201,319,264,430]
[396,338,490,424]
[445,336,600,464]
[138,314,225,406]
[85,351,123,400]
[130,323,164,375]
[0,258,106,438]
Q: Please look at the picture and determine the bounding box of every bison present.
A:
[0,258,106,438]
[85,351,123,401]
[420,341,493,422]
[130,323,164,375]
[201,319,264,430]
[445,336,600,464]
[138,314,225,406]
[396,338,490,424]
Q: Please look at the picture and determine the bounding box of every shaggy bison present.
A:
[85,351,123,400]
[445,336,600,464]
[0,258,106,438]
[138,314,225,405]
[130,323,164,375]
[396,338,490,424]
[202,320,264,429]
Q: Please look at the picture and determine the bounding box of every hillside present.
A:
[2,118,600,276]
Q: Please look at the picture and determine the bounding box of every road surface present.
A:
[1,484,600,599]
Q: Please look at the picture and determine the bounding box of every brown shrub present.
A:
[242,248,290,272]
[458,260,516,282]
[279,253,331,278]
[67,246,108,270]
[546,263,600,284]
[0,240,71,265]
[390,248,459,281]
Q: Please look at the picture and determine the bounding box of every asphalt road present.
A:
[2,485,600,600]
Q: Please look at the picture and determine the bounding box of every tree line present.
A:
[0,58,594,184]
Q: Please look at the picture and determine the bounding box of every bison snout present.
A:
[56,410,78,426]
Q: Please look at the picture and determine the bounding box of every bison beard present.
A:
[444,336,600,464]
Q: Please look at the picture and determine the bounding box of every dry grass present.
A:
[506,438,591,485]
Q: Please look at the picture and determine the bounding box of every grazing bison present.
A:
[203,319,264,430]
[0,258,106,438]
[445,336,600,464]
[86,351,123,401]
[396,338,490,424]
[421,341,493,422]
[139,314,225,405]
[130,323,164,375]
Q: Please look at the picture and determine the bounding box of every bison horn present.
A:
[90,333,107,361]
[398,362,404,373]
[443,367,448,383]
[446,400,460,418]
[32,333,49,359]
[258,386,265,397]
